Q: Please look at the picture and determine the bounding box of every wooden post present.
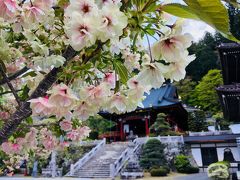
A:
[120,120,124,141]
[145,117,150,136]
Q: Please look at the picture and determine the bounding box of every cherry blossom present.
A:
[59,119,72,131]
[0,0,19,19]
[103,72,116,89]
[152,33,193,62]
[106,92,127,114]
[65,0,98,17]
[137,62,168,89]
[28,96,53,116]
[65,12,99,51]
[98,3,128,42]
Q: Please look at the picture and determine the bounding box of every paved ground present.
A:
[0,173,209,180]
[175,173,209,180]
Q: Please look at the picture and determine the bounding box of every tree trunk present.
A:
[0,46,77,144]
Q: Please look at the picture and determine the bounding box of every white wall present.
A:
[190,143,240,167]
[217,147,240,162]
[191,148,203,166]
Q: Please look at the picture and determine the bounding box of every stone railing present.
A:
[189,130,232,136]
[110,139,141,178]
[135,135,184,144]
[109,135,182,178]
[68,138,106,176]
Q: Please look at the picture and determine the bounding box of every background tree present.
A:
[187,33,221,82]
[140,139,166,170]
[189,69,223,113]
[150,113,177,136]
[84,115,116,139]
[174,78,196,105]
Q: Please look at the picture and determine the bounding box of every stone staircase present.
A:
[72,142,128,178]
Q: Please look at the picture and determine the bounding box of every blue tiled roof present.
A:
[142,84,179,109]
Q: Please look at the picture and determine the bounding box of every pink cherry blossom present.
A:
[78,126,91,137]
[24,128,38,148]
[11,143,22,154]
[65,0,98,17]
[66,126,90,141]
[28,96,53,116]
[152,33,193,62]
[1,142,12,154]
[103,72,116,88]
[34,0,54,10]
[58,141,69,149]
[40,129,58,151]
[48,84,78,108]
[74,100,97,120]
[66,129,79,141]
[83,83,111,103]
[0,111,10,120]
[59,119,72,131]
[107,92,127,113]
[0,0,19,19]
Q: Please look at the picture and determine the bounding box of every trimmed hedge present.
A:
[174,154,199,174]
[150,167,168,177]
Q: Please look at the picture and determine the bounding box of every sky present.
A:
[183,20,215,42]
[164,0,216,42]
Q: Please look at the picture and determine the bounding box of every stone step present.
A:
[76,170,110,173]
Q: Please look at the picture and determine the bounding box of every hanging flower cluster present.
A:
[64,0,128,51]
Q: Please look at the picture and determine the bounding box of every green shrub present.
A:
[207,161,230,179]
[161,166,170,174]
[150,168,168,177]
[140,139,166,169]
[174,154,199,174]
[185,166,199,174]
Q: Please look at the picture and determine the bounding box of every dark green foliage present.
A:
[188,110,207,132]
[150,167,168,177]
[84,115,116,137]
[228,4,240,39]
[88,131,99,140]
[187,33,221,82]
[140,139,166,170]
[150,113,177,136]
[174,155,199,174]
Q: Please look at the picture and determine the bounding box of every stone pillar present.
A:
[51,150,57,177]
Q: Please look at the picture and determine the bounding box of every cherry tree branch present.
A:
[0,42,106,144]
[0,66,29,86]
[0,46,77,144]
[0,64,22,106]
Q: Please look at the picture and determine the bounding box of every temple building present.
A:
[185,43,240,173]
[99,83,188,141]
[216,43,240,122]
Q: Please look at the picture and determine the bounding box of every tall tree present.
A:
[187,33,220,82]
[189,69,223,113]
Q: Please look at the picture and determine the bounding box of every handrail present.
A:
[67,138,106,176]
[110,139,141,178]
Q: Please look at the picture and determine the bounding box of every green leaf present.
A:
[113,60,129,84]
[162,4,200,20]
[162,1,240,42]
